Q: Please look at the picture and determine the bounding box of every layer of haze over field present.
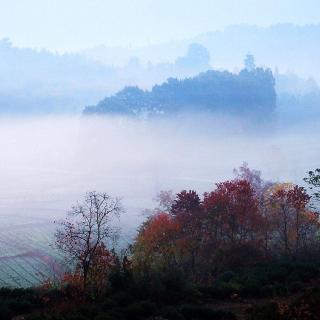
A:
[0,0,319,263]
[0,114,319,234]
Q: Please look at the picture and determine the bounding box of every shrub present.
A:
[111,292,135,306]
[272,283,288,297]
[26,316,66,320]
[218,271,236,283]
[240,280,264,298]
[198,283,235,300]
[288,281,304,293]
[130,268,199,304]
[78,304,99,318]
[26,316,49,320]
[98,310,124,320]
[7,299,32,313]
[162,306,185,320]
[179,304,237,320]
[286,263,319,283]
[67,315,90,320]
[94,313,117,320]
[285,287,320,319]
[109,270,133,292]
[266,266,289,283]
[0,304,13,320]
[101,298,118,310]
[246,302,281,320]
[137,300,158,316]
[121,301,158,320]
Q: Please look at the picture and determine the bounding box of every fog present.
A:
[0,114,318,238]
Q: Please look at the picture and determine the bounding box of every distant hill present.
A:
[2,23,318,115]
[0,40,212,114]
[83,67,276,117]
[0,38,120,114]
[83,24,320,82]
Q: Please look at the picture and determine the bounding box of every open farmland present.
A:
[0,215,62,287]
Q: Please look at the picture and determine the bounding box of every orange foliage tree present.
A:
[265,183,317,255]
[203,180,261,246]
[132,165,320,281]
[133,212,180,273]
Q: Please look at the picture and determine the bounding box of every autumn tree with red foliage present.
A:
[133,165,320,282]
[133,212,180,272]
[170,190,204,276]
[265,183,317,255]
[203,179,261,246]
[201,179,264,273]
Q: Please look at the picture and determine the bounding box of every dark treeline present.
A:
[2,165,320,320]
[84,67,276,118]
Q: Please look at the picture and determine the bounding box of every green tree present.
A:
[304,169,320,208]
[244,53,256,72]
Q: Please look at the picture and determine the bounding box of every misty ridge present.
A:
[0,23,320,122]
[83,24,320,78]
[83,63,276,119]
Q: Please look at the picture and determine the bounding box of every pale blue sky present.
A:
[0,0,319,52]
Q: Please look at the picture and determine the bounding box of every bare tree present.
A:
[55,191,123,290]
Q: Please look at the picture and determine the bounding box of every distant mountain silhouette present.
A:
[0,38,119,114]
[84,67,276,117]
[83,24,320,83]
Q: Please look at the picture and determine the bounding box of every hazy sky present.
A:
[0,0,319,52]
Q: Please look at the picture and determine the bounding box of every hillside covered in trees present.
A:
[2,165,320,320]
[83,67,276,117]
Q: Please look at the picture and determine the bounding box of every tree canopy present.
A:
[84,67,276,117]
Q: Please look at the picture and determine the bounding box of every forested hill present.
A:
[83,68,276,117]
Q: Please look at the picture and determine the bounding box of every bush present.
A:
[272,283,288,297]
[77,304,99,318]
[162,306,185,320]
[26,316,49,320]
[246,302,281,320]
[7,299,32,313]
[240,280,264,298]
[94,313,117,320]
[288,281,304,293]
[109,270,133,292]
[157,268,197,304]
[0,287,35,299]
[97,310,124,320]
[111,292,135,306]
[121,301,158,320]
[67,315,90,320]
[138,300,158,316]
[0,304,13,320]
[286,262,319,282]
[218,271,236,283]
[26,316,66,320]
[179,304,237,320]
[130,268,199,304]
[198,283,235,300]
[266,266,289,283]
[101,298,118,310]
[285,287,320,319]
